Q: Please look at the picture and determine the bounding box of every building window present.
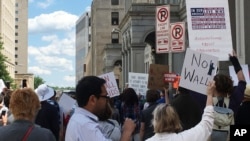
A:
[15,47,18,50]
[111,32,119,43]
[15,40,18,43]
[15,71,18,73]
[15,3,18,7]
[15,18,18,21]
[15,55,18,58]
[15,25,18,29]
[15,32,18,36]
[111,0,119,5]
[15,11,18,14]
[83,64,86,72]
[89,18,91,26]
[111,12,119,25]
[88,34,91,42]
[15,62,18,65]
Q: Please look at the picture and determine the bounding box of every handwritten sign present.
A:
[128,72,148,96]
[186,0,232,61]
[179,48,218,94]
[99,72,120,97]
[148,64,168,89]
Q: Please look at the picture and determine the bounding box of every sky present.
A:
[28,0,92,87]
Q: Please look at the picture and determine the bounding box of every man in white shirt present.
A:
[65,76,135,141]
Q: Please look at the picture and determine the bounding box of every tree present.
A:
[0,37,13,86]
[34,75,46,89]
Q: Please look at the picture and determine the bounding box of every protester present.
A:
[140,89,160,141]
[146,81,215,141]
[0,95,8,126]
[235,84,250,125]
[120,88,141,141]
[35,84,60,141]
[65,76,135,141]
[171,87,202,131]
[0,88,56,141]
[210,51,246,141]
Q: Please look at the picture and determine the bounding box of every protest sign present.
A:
[58,93,76,114]
[179,48,218,94]
[99,72,120,97]
[128,72,148,95]
[148,64,168,89]
[229,64,250,86]
[0,79,6,93]
[186,0,232,61]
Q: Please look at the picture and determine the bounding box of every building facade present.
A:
[14,0,33,89]
[75,12,91,83]
[15,0,28,74]
[0,0,15,79]
[88,0,125,89]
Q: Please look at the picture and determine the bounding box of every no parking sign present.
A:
[170,22,186,52]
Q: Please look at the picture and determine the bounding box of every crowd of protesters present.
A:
[0,50,249,141]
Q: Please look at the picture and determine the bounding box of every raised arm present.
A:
[229,50,245,82]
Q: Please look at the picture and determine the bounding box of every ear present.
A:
[88,95,98,106]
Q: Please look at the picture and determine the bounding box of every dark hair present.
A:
[98,103,112,121]
[178,87,189,94]
[213,74,233,96]
[121,88,139,106]
[76,76,106,107]
[146,89,160,103]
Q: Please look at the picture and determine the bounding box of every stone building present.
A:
[87,0,125,89]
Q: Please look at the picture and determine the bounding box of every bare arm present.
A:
[139,122,145,141]
[164,87,170,104]
[206,81,215,106]
[120,118,136,141]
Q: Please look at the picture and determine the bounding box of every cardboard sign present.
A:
[186,0,233,61]
[229,64,250,86]
[128,72,148,96]
[99,72,120,97]
[148,64,169,89]
[179,48,218,94]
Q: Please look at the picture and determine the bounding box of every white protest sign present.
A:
[156,5,170,53]
[58,93,76,114]
[128,72,148,95]
[0,79,6,93]
[186,0,232,61]
[179,48,218,94]
[229,65,250,86]
[99,72,120,97]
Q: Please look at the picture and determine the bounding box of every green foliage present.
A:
[0,38,13,85]
[34,75,46,89]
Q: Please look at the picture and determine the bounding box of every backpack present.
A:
[213,97,234,131]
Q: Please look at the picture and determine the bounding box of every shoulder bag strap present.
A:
[223,97,230,108]
[22,125,34,141]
